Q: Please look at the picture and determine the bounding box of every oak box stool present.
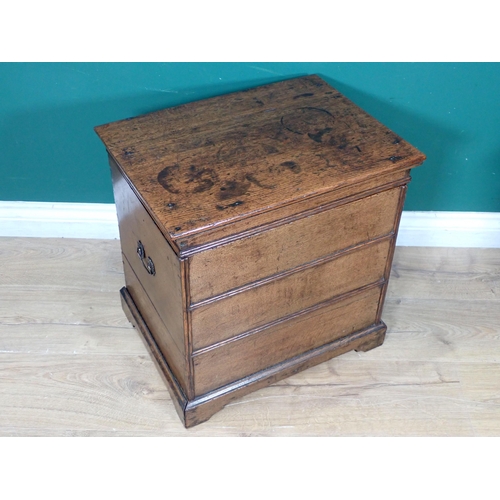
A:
[95,75,425,427]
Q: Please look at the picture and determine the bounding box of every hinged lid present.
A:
[95,75,425,255]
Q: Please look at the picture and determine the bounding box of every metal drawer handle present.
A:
[136,240,156,276]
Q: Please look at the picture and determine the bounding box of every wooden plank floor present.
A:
[0,237,499,436]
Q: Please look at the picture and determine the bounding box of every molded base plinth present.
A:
[120,286,387,428]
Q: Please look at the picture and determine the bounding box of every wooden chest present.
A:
[95,75,425,427]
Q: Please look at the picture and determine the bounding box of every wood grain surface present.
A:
[189,187,401,302]
[98,75,424,426]
[179,170,409,252]
[112,159,185,348]
[193,285,383,395]
[122,257,189,395]
[1,237,499,436]
[191,238,391,349]
[95,75,425,248]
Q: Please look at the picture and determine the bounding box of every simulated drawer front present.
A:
[191,238,391,350]
[192,284,383,396]
[189,186,403,303]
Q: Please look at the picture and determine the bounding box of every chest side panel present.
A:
[111,160,188,386]
[122,258,189,392]
[189,185,402,303]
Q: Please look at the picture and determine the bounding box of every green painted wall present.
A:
[1,63,499,211]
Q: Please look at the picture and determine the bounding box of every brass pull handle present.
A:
[136,240,156,276]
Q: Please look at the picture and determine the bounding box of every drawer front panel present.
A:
[189,187,402,303]
[191,238,391,350]
[123,257,189,393]
[193,285,382,396]
[183,171,409,251]
[112,160,185,358]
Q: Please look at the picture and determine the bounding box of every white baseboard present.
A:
[398,211,500,248]
[0,202,499,248]
[0,202,120,239]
